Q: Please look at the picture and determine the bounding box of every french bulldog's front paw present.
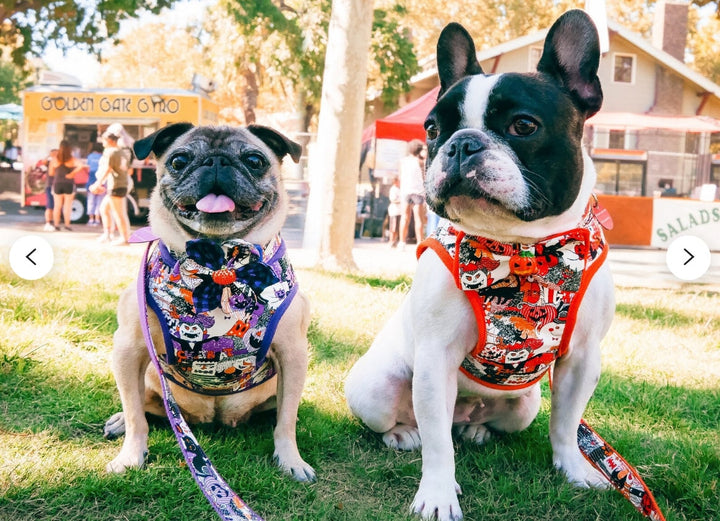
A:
[383,424,422,451]
[455,423,492,445]
[105,445,147,474]
[553,450,609,489]
[411,478,463,521]
[273,450,316,482]
[103,411,126,440]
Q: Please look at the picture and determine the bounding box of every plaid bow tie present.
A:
[181,239,280,314]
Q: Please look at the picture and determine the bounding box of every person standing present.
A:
[85,142,104,225]
[50,140,85,231]
[42,149,58,231]
[90,131,131,245]
[398,139,427,249]
[387,176,402,247]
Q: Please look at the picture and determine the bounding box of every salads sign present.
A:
[39,94,181,115]
[652,198,720,250]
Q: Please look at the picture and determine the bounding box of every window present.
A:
[613,53,635,84]
[685,133,699,154]
[712,164,720,185]
[528,47,542,71]
[609,130,625,149]
[594,160,646,196]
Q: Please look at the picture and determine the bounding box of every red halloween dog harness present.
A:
[417,209,666,521]
[418,210,607,390]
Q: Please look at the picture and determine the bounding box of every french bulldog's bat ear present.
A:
[133,122,195,160]
[247,125,302,164]
[436,23,484,97]
[537,10,603,117]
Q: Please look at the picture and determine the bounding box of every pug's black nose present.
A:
[202,156,232,168]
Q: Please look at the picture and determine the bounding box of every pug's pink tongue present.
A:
[195,194,236,213]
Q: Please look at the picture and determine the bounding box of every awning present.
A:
[362,86,440,143]
[0,103,22,121]
[587,111,720,133]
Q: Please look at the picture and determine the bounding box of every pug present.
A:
[346,10,613,520]
[103,123,316,483]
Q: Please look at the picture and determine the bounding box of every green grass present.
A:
[0,245,718,521]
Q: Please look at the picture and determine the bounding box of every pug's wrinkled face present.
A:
[135,124,301,243]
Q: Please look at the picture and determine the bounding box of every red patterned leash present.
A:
[583,200,664,517]
[577,420,666,520]
[133,230,264,521]
[547,360,664,520]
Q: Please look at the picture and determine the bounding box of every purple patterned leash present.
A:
[135,235,264,521]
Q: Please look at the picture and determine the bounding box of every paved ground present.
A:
[1,190,719,290]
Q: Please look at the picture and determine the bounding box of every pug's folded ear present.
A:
[247,125,303,163]
[134,123,195,160]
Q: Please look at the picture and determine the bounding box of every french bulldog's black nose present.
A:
[202,156,232,168]
[447,132,490,161]
[447,140,484,158]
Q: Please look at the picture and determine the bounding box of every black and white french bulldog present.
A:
[104,123,316,483]
[346,10,614,520]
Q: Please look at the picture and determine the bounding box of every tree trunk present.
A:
[242,65,258,125]
[303,0,374,271]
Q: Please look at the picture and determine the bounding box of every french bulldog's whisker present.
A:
[521,170,553,206]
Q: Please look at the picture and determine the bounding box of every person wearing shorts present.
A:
[50,140,85,231]
[91,131,132,245]
[85,142,104,225]
[398,139,427,248]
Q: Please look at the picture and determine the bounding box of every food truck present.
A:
[21,86,219,223]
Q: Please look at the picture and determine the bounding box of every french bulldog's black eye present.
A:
[425,122,439,141]
[509,117,538,137]
[243,152,268,172]
[169,153,190,171]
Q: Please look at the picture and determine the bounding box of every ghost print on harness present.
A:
[418,214,607,390]
[146,236,297,395]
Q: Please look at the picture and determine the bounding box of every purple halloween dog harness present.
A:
[145,233,297,395]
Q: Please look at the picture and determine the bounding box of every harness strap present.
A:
[137,240,264,521]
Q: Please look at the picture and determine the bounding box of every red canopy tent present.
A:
[362,86,440,143]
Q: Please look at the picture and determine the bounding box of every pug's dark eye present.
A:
[243,152,268,172]
[509,117,538,137]
[169,153,190,171]
[425,121,439,141]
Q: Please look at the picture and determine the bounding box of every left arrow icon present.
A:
[10,236,54,280]
[25,248,37,266]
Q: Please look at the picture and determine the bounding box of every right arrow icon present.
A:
[683,248,694,266]
[666,236,711,281]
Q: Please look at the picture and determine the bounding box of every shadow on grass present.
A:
[307,321,369,365]
[2,334,718,520]
[305,267,412,291]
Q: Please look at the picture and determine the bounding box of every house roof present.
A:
[588,111,720,132]
[410,17,720,102]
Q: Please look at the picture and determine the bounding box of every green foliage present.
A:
[688,8,720,84]
[0,0,180,66]
[218,0,418,129]
[370,6,420,107]
[0,60,29,104]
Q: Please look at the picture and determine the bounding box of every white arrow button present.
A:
[9,236,54,280]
